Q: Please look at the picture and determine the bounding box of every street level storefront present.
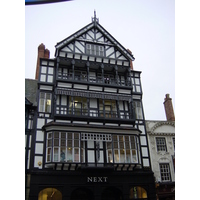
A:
[30,169,155,200]
[155,182,175,200]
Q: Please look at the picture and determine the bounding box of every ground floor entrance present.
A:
[29,170,156,200]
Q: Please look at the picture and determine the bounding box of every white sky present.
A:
[25,0,175,120]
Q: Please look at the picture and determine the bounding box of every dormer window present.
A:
[86,44,104,56]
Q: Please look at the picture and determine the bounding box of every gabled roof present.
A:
[25,97,32,106]
[25,79,38,106]
[55,17,135,61]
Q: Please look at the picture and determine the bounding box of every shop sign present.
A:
[87,176,108,183]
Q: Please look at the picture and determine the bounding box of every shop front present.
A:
[30,169,155,200]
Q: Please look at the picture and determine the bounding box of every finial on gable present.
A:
[92,10,99,24]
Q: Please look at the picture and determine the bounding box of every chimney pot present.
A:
[38,43,45,50]
[35,43,50,79]
[127,49,133,70]
[44,49,50,59]
[163,94,175,121]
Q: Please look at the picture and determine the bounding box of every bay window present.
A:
[46,132,138,165]
[108,135,138,164]
[46,132,81,163]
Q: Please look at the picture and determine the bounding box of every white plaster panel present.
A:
[143,159,150,167]
[37,118,45,129]
[141,147,148,157]
[74,84,87,90]
[89,86,102,91]
[118,89,131,94]
[140,136,147,145]
[36,131,44,141]
[75,41,84,52]
[57,82,72,88]
[59,52,65,57]
[104,87,117,93]
[106,47,114,57]
[35,143,43,154]
[138,125,145,135]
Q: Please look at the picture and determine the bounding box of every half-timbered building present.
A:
[26,12,156,200]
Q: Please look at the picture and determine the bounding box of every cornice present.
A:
[148,132,175,136]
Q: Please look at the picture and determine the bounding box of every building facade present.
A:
[25,13,156,200]
[146,94,175,200]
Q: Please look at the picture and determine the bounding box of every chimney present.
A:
[163,94,175,121]
[35,43,50,79]
[127,49,133,70]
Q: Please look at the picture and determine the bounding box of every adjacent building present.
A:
[146,94,175,200]
[25,13,156,200]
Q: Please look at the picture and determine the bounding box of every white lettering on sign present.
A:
[87,177,108,183]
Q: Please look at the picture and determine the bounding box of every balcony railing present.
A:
[55,106,132,119]
[57,74,131,86]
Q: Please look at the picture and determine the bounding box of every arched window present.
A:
[38,188,62,200]
[101,187,123,200]
[70,187,94,200]
[129,186,147,199]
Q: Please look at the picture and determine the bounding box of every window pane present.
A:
[67,148,72,162]
[126,150,131,163]
[132,150,137,162]
[47,75,53,83]
[74,140,79,147]
[47,139,52,147]
[68,133,72,140]
[120,149,125,163]
[60,148,66,162]
[54,139,59,146]
[61,139,66,146]
[67,140,72,147]
[74,133,79,139]
[74,148,79,162]
[39,99,44,112]
[114,150,119,163]
[48,67,53,74]
[47,148,51,162]
[107,149,113,163]
[61,132,66,139]
[41,74,46,82]
[54,148,59,161]
[41,66,47,73]
[54,132,59,138]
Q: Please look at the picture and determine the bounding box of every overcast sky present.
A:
[25,0,175,120]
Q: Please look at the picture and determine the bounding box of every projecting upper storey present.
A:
[54,15,135,70]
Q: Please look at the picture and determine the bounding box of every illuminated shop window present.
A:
[38,188,62,200]
[129,186,147,199]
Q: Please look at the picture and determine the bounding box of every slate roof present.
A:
[25,79,38,106]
